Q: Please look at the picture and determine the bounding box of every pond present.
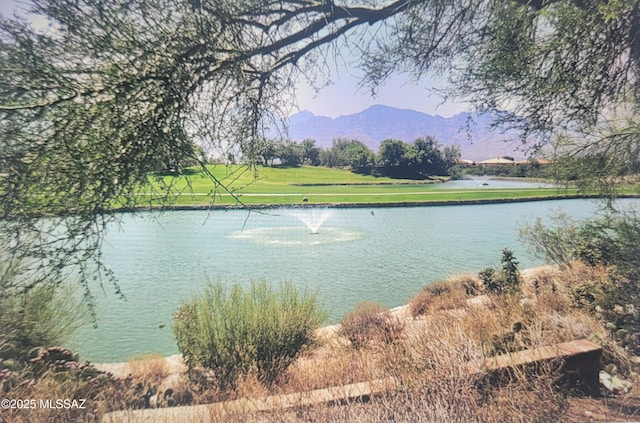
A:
[71,197,637,362]
[435,177,554,189]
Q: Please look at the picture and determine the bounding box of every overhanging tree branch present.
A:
[1,0,639,298]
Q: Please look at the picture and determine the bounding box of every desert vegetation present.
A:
[104,240,639,421]
[2,240,640,421]
[172,280,326,390]
[99,258,637,422]
[127,354,170,384]
[0,264,158,422]
[338,302,405,349]
[1,0,640,421]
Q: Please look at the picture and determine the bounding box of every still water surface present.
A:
[73,197,636,362]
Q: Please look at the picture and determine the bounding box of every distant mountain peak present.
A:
[279,105,526,161]
[293,110,316,117]
[362,104,411,112]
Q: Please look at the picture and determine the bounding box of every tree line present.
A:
[243,136,460,179]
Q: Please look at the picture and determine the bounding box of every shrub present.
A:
[453,274,483,296]
[519,212,579,268]
[172,280,325,388]
[571,268,640,352]
[409,287,440,317]
[479,267,501,295]
[339,302,405,349]
[0,261,87,366]
[479,249,523,296]
[522,209,640,353]
[1,346,151,422]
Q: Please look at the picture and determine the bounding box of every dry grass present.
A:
[280,346,382,392]
[191,265,613,422]
[232,265,615,422]
[339,302,406,349]
[1,366,142,423]
[52,266,640,422]
[127,353,170,383]
[409,274,480,317]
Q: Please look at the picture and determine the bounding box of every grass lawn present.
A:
[126,164,629,208]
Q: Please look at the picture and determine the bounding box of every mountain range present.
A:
[280,105,531,161]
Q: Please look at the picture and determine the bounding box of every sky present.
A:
[292,61,470,118]
[0,0,23,16]
[294,72,469,118]
[0,0,471,118]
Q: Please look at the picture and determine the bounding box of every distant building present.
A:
[478,157,517,165]
[456,158,476,165]
[458,157,553,166]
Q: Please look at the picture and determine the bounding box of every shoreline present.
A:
[111,193,640,214]
[92,306,413,375]
[93,266,554,375]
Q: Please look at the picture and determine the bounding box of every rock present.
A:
[149,394,158,408]
[599,370,633,394]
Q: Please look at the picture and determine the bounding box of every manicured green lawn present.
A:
[124,164,595,208]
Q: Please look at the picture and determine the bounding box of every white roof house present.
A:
[477,157,517,165]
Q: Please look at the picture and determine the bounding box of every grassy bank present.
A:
[129,165,603,208]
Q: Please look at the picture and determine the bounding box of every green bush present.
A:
[172,280,325,388]
[519,212,579,268]
[339,302,405,349]
[0,261,87,365]
[478,249,523,296]
[522,209,640,353]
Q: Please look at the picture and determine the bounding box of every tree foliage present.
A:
[378,139,410,169]
[0,260,86,365]
[259,136,456,178]
[377,137,459,178]
[1,0,414,293]
[274,140,303,167]
[331,138,375,171]
[363,0,640,161]
[1,0,638,292]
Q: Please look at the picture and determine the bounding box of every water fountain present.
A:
[469,175,490,186]
[291,208,332,234]
[229,208,361,246]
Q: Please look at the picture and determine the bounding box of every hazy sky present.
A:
[0,0,21,16]
[294,73,469,118]
[0,0,471,118]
